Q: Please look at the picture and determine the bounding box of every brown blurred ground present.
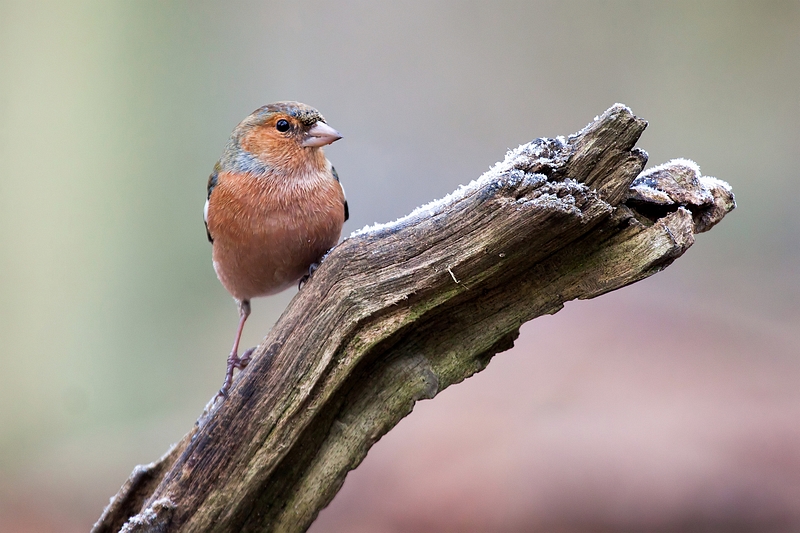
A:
[1,1,798,532]
[310,281,800,532]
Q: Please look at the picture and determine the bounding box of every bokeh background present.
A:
[1,1,798,532]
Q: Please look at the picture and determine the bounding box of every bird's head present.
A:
[224,101,341,176]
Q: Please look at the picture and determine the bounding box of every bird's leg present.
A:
[298,262,320,290]
[218,299,251,398]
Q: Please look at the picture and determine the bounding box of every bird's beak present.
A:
[302,121,342,147]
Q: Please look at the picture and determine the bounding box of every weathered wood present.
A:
[94,105,735,533]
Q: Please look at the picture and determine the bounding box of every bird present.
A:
[204,101,348,398]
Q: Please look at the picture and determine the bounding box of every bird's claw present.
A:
[238,347,255,367]
[216,346,256,400]
[298,262,320,290]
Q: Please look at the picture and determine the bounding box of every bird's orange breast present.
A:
[206,169,345,301]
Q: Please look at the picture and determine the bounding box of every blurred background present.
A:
[1,1,798,531]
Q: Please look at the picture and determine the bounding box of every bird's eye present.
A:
[276,119,290,132]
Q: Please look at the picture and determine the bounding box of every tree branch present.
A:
[93,104,735,533]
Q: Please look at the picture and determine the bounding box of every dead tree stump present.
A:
[93,104,736,533]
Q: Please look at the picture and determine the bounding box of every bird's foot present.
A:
[238,347,255,368]
[216,347,256,400]
[298,262,320,290]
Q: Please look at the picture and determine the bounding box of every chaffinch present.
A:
[204,101,347,397]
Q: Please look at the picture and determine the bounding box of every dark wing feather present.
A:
[205,165,219,243]
[331,165,349,222]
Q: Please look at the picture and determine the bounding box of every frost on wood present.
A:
[93,104,735,533]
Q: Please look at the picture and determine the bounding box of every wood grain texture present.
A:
[93,105,735,533]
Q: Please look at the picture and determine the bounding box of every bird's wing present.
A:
[205,164,220,243]
[331,165,349,222]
